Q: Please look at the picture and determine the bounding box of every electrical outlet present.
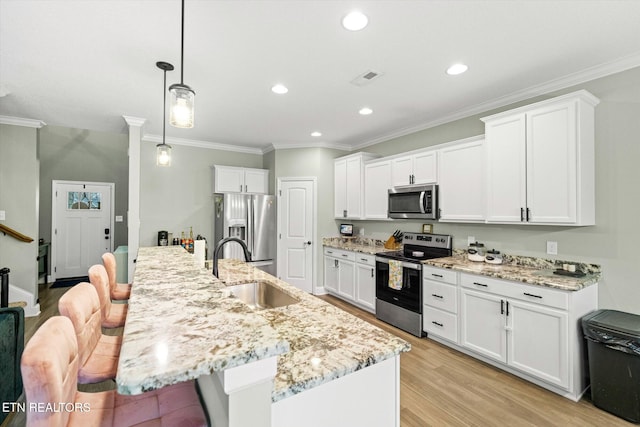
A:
[547,241,558,255]
[0,210,5,220]
[467,236,476,245]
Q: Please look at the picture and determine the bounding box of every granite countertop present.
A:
[322,236,399,255]
[117,246,410,402]
[423,251,601,291]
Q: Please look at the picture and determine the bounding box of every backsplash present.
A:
[452,249,601,274]
[323,236,387,247]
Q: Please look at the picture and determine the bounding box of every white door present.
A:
[52,181,113,279]
[278,179,315,293]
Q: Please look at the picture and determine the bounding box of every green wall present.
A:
[0,124,39,300]
[350,66,640,314]
[39,125,129,248]
[139,142,263,248]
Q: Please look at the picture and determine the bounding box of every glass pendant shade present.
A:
[169,83,195,128]
[156,143,172,167]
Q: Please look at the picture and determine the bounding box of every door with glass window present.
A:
[52,181,113,279]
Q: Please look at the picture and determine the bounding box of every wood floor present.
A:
[6,284,633,427]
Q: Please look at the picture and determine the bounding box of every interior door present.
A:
[278,179,314,293]
[53,181,113,279]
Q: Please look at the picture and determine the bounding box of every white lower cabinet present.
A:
[324,248,376,313]
[423,266,459,343]
[426,269,596,401]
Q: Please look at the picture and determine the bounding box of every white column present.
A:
[122,116,145,283]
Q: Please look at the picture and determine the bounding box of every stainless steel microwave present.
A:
[388,184,438,219]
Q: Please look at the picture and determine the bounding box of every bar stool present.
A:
[21,316,207,427]
[58,282,121,384]
[88,264,127,328]
[102,252,131,301]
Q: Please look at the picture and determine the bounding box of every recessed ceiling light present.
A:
[311,131,322,137]
[342,11,368,31]
[446,63,468,75]
[271,84,288,94]
[359,107,373,116]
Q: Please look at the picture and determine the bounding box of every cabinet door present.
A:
[345,157,363,218]
[244,168,269,194]
[334,159,347,218]
[337,260,355,300]
[355,263,376,312]
[323,256,339,293]
[460,289,507,363]
[526,101,577,224]
[438,140,485,222]
[412,151,437,184]
[390,156,413,187]
[485,114,527,223]
[214,166,245,193]
[507,299,569,389]
[364,160,391,219]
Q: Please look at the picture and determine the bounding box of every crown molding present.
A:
[122,115,147,127]
[142,134,264,155]
[266,141,353,153]
[0,115,46,128]
[353,51,640,150]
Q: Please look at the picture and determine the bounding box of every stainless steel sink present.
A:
[227,281,299,310]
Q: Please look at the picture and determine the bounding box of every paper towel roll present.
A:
[193,240,206,268]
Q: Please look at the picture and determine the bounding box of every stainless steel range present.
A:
[375,232,452,337]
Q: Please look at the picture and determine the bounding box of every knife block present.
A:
[384,236,401,250]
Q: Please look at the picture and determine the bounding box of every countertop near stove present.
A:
[322,237,399,255]
[423,252,601,291]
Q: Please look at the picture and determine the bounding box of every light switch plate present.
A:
[0,210,5,220]
[547,241,558,255]
[115,215,123,222]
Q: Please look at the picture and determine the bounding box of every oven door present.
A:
[375,258,422,313]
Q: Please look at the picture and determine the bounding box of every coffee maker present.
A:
[158,230,169,246]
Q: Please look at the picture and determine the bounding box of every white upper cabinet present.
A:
[482,90,599,225]
[438,137,485,222]
[390,150,437,187]
[364,160,392,219]
[334,153,379,219]
[213,165,269,194]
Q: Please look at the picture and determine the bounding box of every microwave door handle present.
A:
[419,191,426,214]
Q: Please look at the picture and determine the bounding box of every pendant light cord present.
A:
[162,69,167,144]
[180,0,185,85]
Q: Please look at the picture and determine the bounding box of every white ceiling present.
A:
[2,0,640,152]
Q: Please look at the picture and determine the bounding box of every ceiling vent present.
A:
[350,70,384,86]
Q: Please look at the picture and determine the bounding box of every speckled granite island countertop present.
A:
[117,246,410,403]
[423,251,601,291]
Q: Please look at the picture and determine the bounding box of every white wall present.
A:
[0,124,39,300]
[355,66,640,314]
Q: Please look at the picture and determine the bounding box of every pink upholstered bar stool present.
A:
[21,316,207,427]
[102,252,132,301]
[58,282,121,384]
[88,264,127,329]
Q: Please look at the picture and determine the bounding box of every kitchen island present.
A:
[117,246,410,427]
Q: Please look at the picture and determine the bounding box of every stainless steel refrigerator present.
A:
[213,193,276,275]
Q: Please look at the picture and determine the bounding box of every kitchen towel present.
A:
[388,260,403,290]
[193,240,206,268]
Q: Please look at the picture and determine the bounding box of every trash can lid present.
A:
[585,309,640,338]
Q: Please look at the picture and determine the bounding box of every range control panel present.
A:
[402,232,452,249]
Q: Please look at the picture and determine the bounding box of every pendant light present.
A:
[169,0,195,128]
[156,61,174,167]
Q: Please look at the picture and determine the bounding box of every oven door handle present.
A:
[375,257,422,271]
[419,191,426,214]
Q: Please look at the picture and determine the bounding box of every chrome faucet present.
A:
[212,237,252,278]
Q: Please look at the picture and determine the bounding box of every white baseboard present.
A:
[8,284,41,317]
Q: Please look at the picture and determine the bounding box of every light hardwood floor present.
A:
[6,284,633,427]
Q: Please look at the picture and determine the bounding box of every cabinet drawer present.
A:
[423,307,458,343]
[323,247,355,261]
[460,273,568,310]
[356,254,376,267]
[423,281,457,313]
[423,266,457,285]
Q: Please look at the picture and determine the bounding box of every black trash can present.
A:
[582,309,640,423]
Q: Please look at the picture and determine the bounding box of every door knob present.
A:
[306,241,312,245]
